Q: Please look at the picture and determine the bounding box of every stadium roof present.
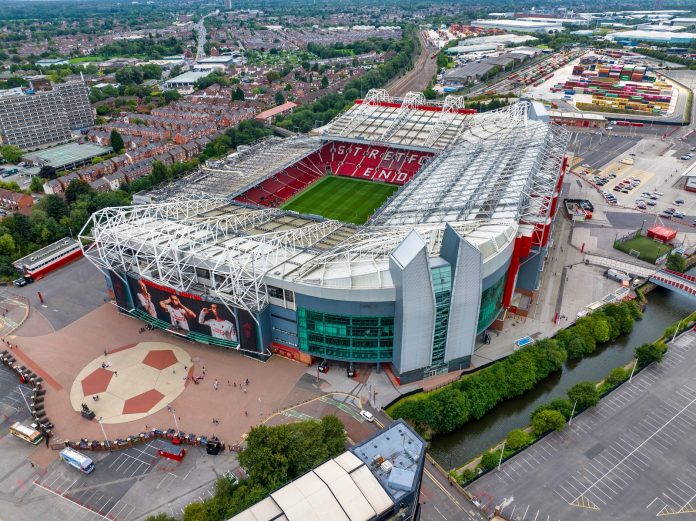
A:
[81,94,569,313]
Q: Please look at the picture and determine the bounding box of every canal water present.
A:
[429,285,695,468]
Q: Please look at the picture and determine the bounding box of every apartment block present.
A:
[0,80,94,150]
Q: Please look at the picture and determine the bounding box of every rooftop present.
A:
[24,142,111,169]
[165,70,213,85]
[13,237,79,269]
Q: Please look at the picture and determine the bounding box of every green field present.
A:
[282,176,397,224]
[615,234,671,264]
[68,56,104,64]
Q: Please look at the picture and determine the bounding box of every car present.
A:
[606,126,613,130]
[223,470,239,485]
[16,162,25,167]
[647,200,657,206]
[318,360,329,373]
[13,278,27,287]
[674,211,685,218]
[674,200,685,205]
[664,208,675,215]
[621,189,629,194]
[360,410,375,423]
[613,186,622,192]
[629,153,636,156]
[608,173,617,179]
[653,191,664,196]
[681,155,692,160]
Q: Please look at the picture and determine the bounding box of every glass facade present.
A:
[297,308,394,361]
[477,274,507,333]
[429,264,452,366]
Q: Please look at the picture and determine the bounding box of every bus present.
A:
[59,447,95,474]
[9,422,43,445]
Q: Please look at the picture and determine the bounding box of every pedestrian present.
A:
[244,410,248,416]
[104,350,107,357]
[233,381,237,388]
[184,366,187,371]
[243,387,247,394]
[202,366,206,375]
[245,378,249,386]
[173,369,176,374]
[29,462,35,468]
[114,371,118,377]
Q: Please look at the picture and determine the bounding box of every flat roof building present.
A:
[608,29,696,43]
[471,19,563,33]
[0,80,93,150]
[162,70,213,93]
[24,142,111,172]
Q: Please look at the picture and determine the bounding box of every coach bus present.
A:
[59,447,95,474]
[9,422,43,445]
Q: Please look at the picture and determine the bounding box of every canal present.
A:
[429,285,695,469]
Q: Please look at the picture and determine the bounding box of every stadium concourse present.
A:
[81,90,570,384]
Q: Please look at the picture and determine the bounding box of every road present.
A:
[195,12,216,60]
[388,31,438,97]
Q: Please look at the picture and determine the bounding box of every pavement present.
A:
[11,257,108,332]
[388,31,438,97]
[467,329,696,520]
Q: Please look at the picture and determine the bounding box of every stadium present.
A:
[81,90,570,383]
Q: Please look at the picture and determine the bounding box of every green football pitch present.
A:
[282,176,398,225]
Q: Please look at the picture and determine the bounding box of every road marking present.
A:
[572,394,696,507]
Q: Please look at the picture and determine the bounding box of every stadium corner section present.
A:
[79,96,570,385]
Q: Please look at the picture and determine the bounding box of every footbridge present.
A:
[584,254,696,300]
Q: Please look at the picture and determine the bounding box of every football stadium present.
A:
[81,90,570,383]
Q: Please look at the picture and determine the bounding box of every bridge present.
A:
[649,269,696,300]
[584,254,696,300]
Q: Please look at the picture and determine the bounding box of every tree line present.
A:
[307,37,397,59]
[275,24,419,133]
[389,301,642,438]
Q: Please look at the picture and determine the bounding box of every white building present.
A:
[471,19,563,34]
[161,70,213,93]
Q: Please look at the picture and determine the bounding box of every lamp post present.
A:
[672,319,684,342]
[628,358,638,383]
[98,417,111,451]
[497,442,505,471]
[170,406,180,434]
[568,400,578,425]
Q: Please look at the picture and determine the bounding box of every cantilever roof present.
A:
[82,95,569,312]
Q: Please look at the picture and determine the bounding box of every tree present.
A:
[162,90,181,103]
[36,194,68,221]
[480,449,503,470]
[567,381,600,410]
[266,71,281,84]
[29,175,44,193]
[64,179,94,205]
[39,165,57,179]
[321,75,329,89]
[232,87,245,101]
[144,514,178,521]
[532,409,565,436]
[0,145,22,164]
[605,367,627,386]
[110,130,125,153]
[635,342,667,367]
[506,429,531,451]
[0,233,15,256]
[423,86,437,100]
[666,254,686,273]
[566,337,588,359]
[274,90,285,105]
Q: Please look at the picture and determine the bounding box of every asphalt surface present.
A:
[571,134,640,171]
[10,257,107,331]
[467,330,696,520]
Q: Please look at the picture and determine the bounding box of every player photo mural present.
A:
[124,274,258,351]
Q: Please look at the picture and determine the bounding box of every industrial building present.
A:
[471,19,563,33]
[229,420,426,521]
[0,79,93,150]
[608,29,696,44]
[161,70,213,93]
[81,91,569,383]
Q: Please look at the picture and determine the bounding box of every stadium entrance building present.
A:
[82,91,569,384]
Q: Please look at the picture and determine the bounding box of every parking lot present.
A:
[467,330,696,520]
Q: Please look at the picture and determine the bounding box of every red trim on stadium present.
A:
[25,248,83,279]
[355,99,478,114]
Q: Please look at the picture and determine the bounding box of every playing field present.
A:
[282,176,398,224]
[614,234,669,264]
